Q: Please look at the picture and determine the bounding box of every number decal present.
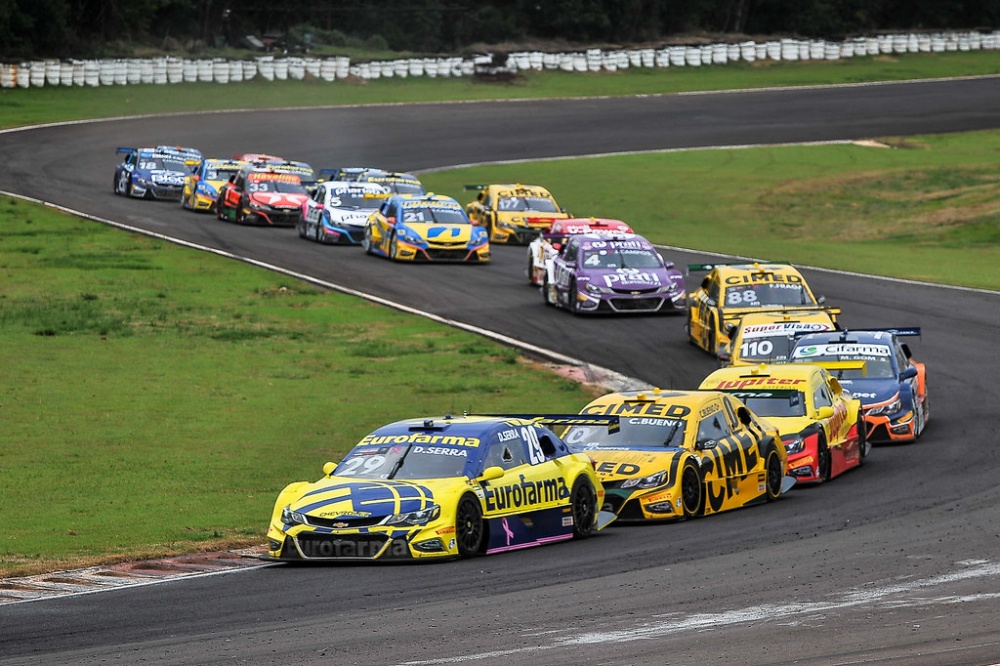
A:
[338,455,387,476]
[522,426,546,465]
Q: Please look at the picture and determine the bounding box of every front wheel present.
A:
[570,477,598,539]
[764,446,783,501]
[680,461,704,518]
[455,495,485,557]
[856,415,869,465]
[817,436,831,482]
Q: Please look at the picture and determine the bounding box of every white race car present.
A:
[298,181,390,245]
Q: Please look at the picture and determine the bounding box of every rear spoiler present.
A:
[794,359,868,377]
[474,414,620,433]
[116,146,136,155]
[463,184,488,191]
[686,261,791,275]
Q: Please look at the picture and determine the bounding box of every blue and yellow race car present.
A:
[364,193,491,262]
[114,145,202,200]
[266,414,615,562]
[181,157,245,212]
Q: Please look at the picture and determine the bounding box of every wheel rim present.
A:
[456,499,483,554]
[681,465,701,515]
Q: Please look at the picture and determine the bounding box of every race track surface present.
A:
[2,77,1000,666]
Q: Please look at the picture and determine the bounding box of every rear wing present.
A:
[474,414,620,433]
[847,327,921,338]
[686,261,791,276]
[463,184,488,191]
[116,146,136,155]
[794,359,868,377]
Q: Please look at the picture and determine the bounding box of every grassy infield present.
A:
[1,51,998,577]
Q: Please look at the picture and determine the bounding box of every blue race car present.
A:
[790,327,929,444]
[364,193,490,262]
[114,145,202,200]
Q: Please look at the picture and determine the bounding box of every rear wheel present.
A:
[570,477,598,538]
[389,234,399,261]
[764,446,783,501]
[817,436,831,482]
[455,495,485,557]
[856,415,869,465]
[680,461,704,518]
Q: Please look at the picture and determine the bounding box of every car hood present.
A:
[249,191,309,208]
[289,477,467,520]
[837,377,901,405]
[496,211,568,227]
[404,222,478,243]
[138,169,187,184]
[327,208,377,226]
[581,267,680,290]
[582,447,683,482]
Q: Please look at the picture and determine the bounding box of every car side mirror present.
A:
[817,295,827,304]
[322,461,337,476]
[697,439,718,450]
[479,466,504,481]
[386,216,396,225]
[900,366,918,380]
[815,406,835,420]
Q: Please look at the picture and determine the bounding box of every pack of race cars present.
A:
[113,147,930,563]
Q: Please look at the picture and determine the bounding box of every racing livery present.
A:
[700,363,867,484]
[686,262,837,355]
[561,388,791,521]
[465,183,570,244]
[364,193,490,263]
[342,168,426,194]
[113,145,202,200]
[298,181,390,245]
[181,157,245,212]
[528,217,634,287]
[790,328,929,444]
[266,415,614,562]
[717,309,839,366]
[216,166,310,226]
[542,232,685,314]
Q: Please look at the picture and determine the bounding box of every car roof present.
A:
[700,363,822,392]
[356,415,562,455]
[488,183,554,195]
[793,329,903,345]
[392,193,461,206]
[712,262,805,280]
[581,388,730,421]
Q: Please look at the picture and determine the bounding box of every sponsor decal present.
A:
[627,417,683,427]
[497,429,519,442]
[596,462,642,476]
[483,474,569,511]
[298,536,408,559]
[602,270,663,288]
[316,510,371,518]
[792,344,890,358]
[742,322,833,339]
[359,433,481,447]
[708,376,807,390]
[583,402,692,418]
[724,273,802,285]
[249,172,300,184]
[411,445,467,457]
[561,516,575,527]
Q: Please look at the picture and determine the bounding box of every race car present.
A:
[181,157,245,212]
[686,262,837,355]
[717,309,839,366]
[265,414,615,562]
[364,193,490,263]
[216,165,311,226]
[298,181,391,245]
[560,388,792,521]
[113,145,202,200]
[789,328,929,444]
[527,217,634,287]
[699,363,867,484]
[465,183,570,244]
[542,232,686,314]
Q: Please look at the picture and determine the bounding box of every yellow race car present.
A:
[686,262,837,355]
[364,193,490,262]
[465,183,570,244]
[266,414,615,562]
[181,157,245,212]
[717,309,839,366]
[560,388,792,522]
[699,363,867,484]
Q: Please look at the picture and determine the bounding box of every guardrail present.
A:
[1,31,996,89]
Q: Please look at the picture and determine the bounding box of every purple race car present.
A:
[541,232,687,314]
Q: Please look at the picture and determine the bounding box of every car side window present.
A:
[697,410,730,445]
[707,278,721,305]
[563,239,579,263]
[815,383,833,408]
[484,439,529,471]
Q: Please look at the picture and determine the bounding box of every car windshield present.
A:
[562,418,687,449]
[741,392,807,418]
[724,283,814,307]
[333,444,468,480]
[497,196,560,213]
[141,157,188,172]
[582,248,662,269]
[794,347,896,379]
[401,205,469,224]
[205,168,239,181]
[329,189,385,208]
[737,335,798,363]
[249,179,307,194]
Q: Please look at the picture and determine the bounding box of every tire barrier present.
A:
[1,31,997,89]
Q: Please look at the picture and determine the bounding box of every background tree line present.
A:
[3,0,998,60]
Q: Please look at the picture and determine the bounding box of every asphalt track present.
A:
[2,76,1000,666]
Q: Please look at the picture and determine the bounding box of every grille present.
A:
[609,297,664,312]
[306,515,383,528]
[150,184,183,199]
[295,533,390,559]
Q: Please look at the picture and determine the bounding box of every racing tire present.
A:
[455,495,485,558]
[817,436,831,482]
[764,445,784,502]
[569,278,582,315]
[680,460,704,518]
[315,223,324,243]
[542,274,555,307]
[215,200,225,222]
[914,396,928,439]
[297,219,307,239]
[706,316,717,355]
[389,234,399,261]
[528,253,535,286]
[363,226,375,255]
[570,477,598,539]
[686,310,698,346]
[856,415,869,465]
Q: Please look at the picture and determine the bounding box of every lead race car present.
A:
[114,145,202,200]
[542,232,686,314]
[527,217,634,287]
[364,193,490,263]
[789,327,929,444]
[266,414,616,562]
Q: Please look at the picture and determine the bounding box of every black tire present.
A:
[314,221,324,243]
[686,310,698,346]
[215,198,225,221]
[707,316,717,355]
[528,253,535,286]
[764,445,783,501]
[569,278,582,314]
[680,461,704,518]
[455,495,485,557]
[389,233,399,261]
[856,415,869,465]
[817,435,831,482]
[570,477,598,539]
[542,274,555,307]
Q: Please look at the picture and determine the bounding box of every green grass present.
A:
[1,51,998,129]
[0,207,596,576]
[421,132,1000,290]
[2,49,999,577]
